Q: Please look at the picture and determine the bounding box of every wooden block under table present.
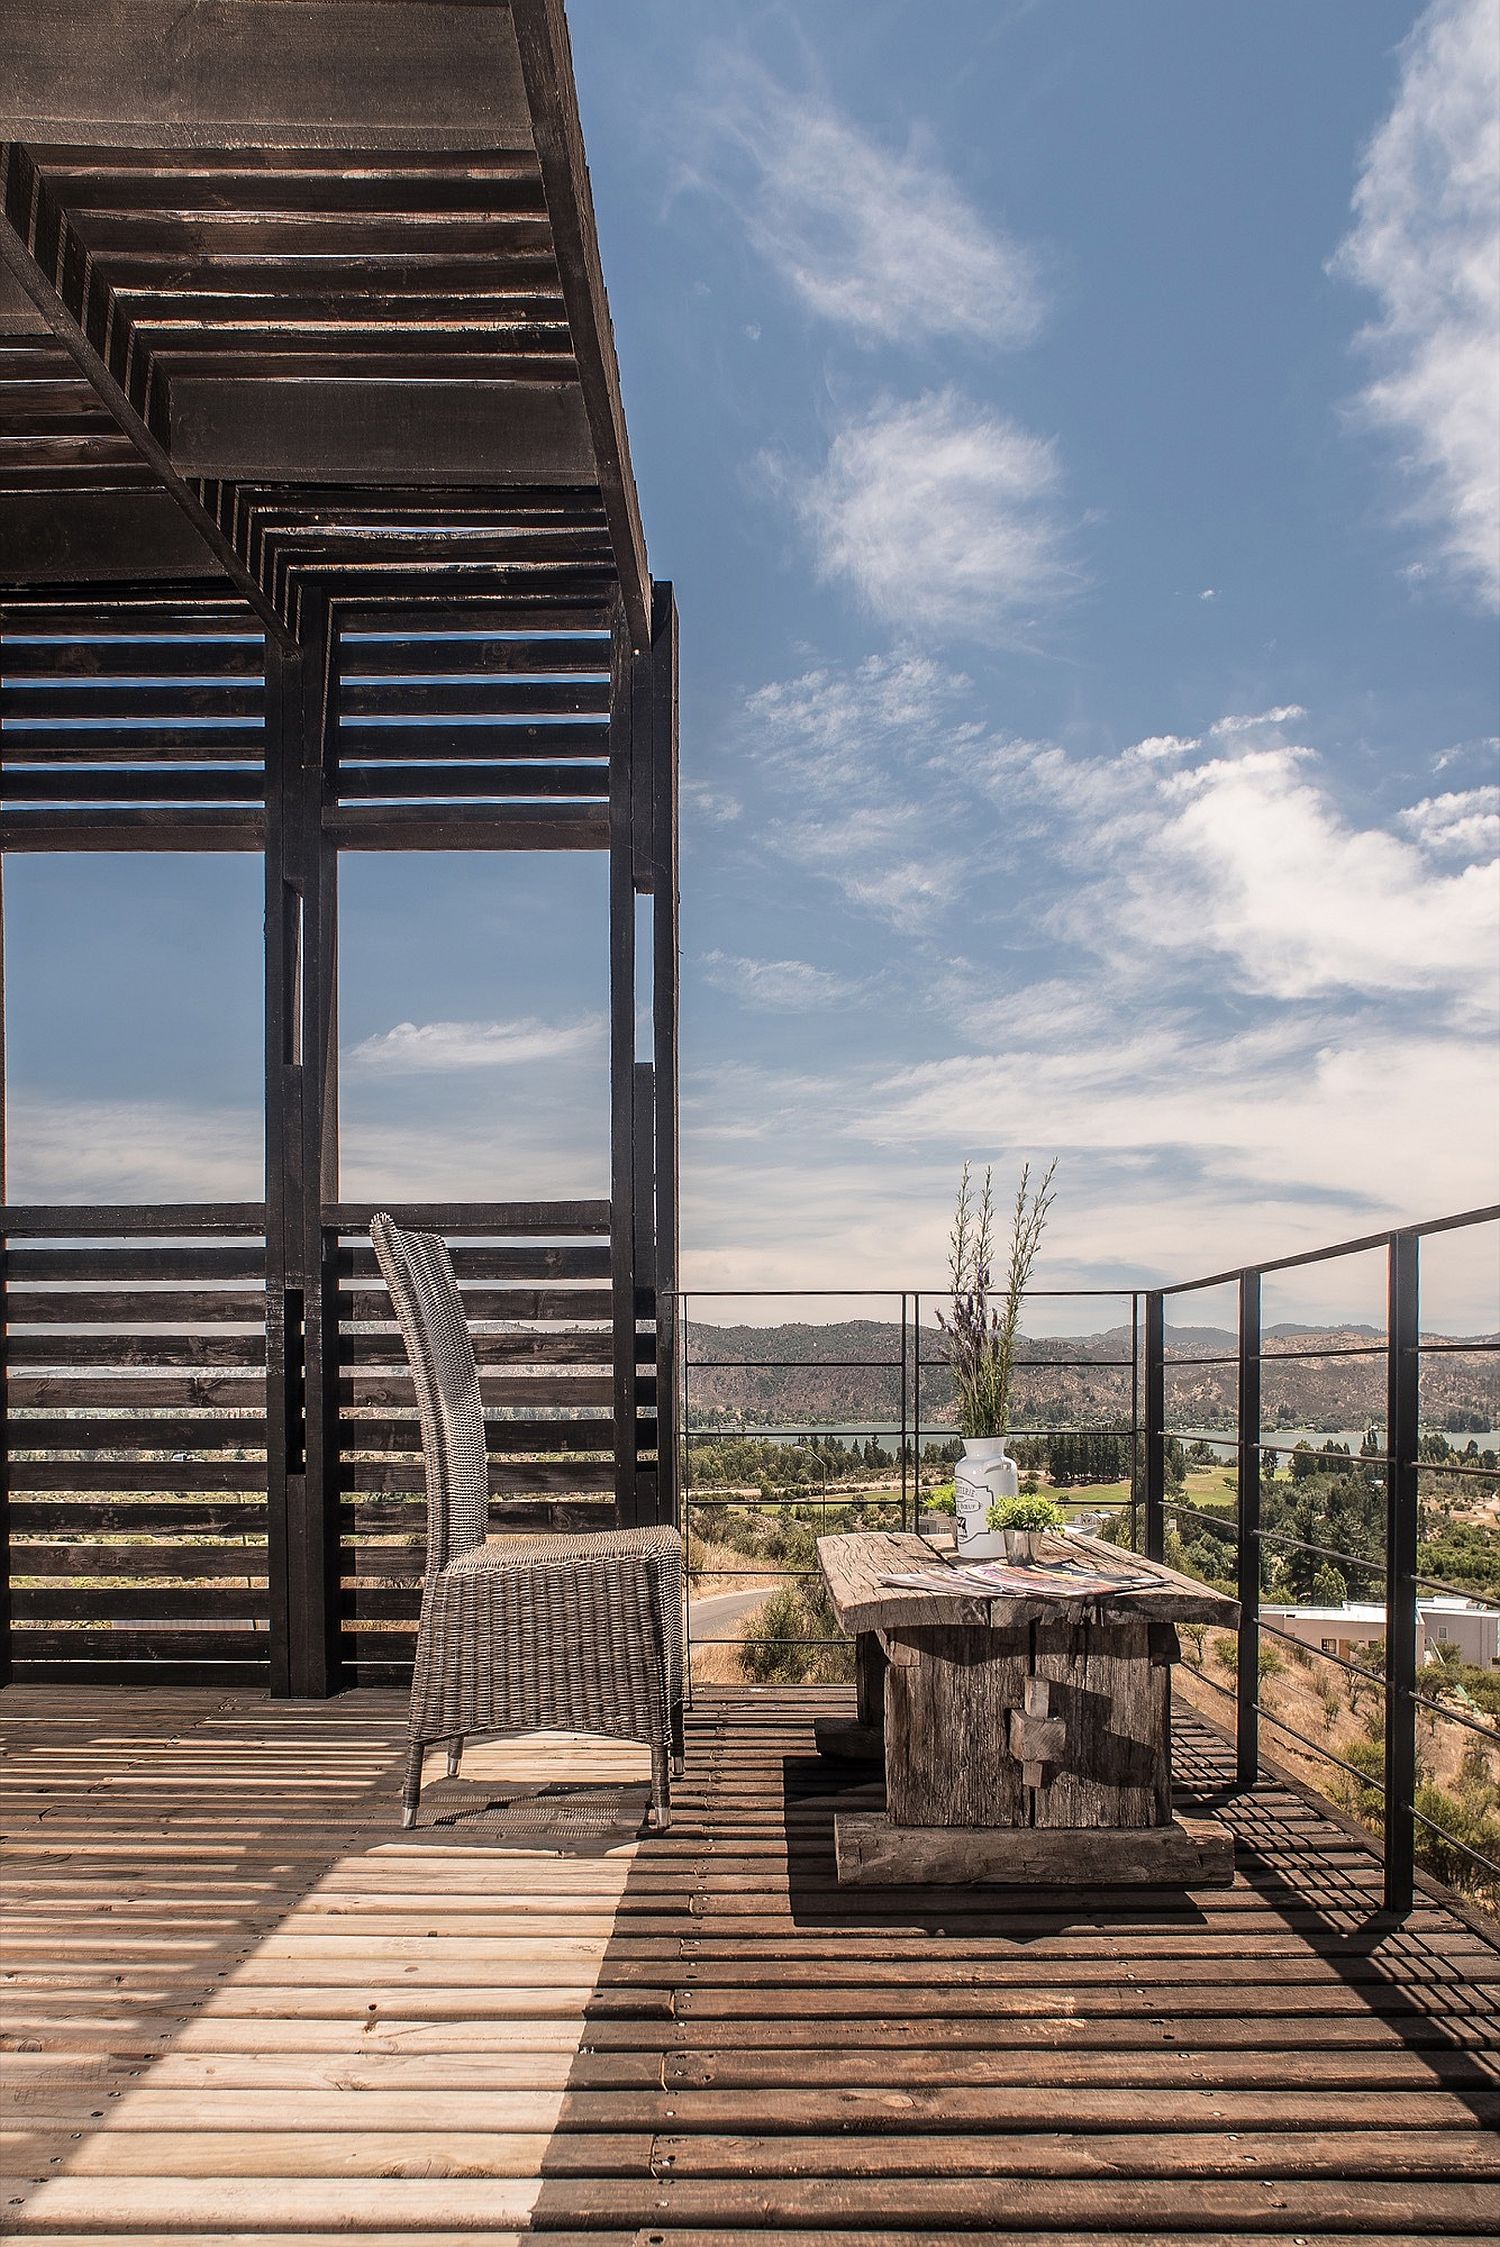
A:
[834,1810,1235,1888]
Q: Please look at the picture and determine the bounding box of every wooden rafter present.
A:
[0,145,289,634]
[512,0,651,646]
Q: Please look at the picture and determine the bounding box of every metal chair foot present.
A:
[445,1738,463,1779]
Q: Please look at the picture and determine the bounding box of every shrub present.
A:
[988,1494,1065,1534]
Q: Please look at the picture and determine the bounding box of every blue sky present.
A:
[6,0,1498,1327]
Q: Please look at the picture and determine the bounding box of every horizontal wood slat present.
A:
[337,761,609,800]
[5,1416,268,1449]
[323,804,608,849]
[10,1544,275,1578]
[12,1585,271,1621]
[0,1202,266,1235]
[8,1500,269,1535]
[335,721,607,760]
[5,1376,267,1407]
[8,1288,268,1323]
[0,809,267,849]
[327,1199,609,1234]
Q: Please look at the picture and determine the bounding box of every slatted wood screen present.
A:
[0,586,677,1691]
[331,617,612,851]
[0,599,266,851]
[3,1207,271,1684]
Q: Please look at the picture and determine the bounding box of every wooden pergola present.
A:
[0,0,679,1696]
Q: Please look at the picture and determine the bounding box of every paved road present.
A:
[689,1585,778,1639]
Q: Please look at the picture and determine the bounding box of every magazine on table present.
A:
[880,1555,1163,1601]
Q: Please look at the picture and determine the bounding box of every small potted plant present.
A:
[937,1156,1058,1560]
[988,1493,1065,1562]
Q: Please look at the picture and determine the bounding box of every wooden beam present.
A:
[0,489,225,583]
[0,146,286,634]
[168,376,596,485]
[0,2,531,150]
[265,596,341,1696]
[651,584,680,1533]
[511,0,649,646]
[608,601,644,1523]
[0,859,8,1687]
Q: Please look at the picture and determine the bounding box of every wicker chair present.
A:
[370,1213,684,1831]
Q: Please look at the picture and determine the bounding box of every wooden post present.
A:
[264,595,341,1697]
[0,858,8,1686]
[609,600,644,1525]
[650,584,680,1533]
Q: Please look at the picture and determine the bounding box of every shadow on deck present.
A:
[1,1683,1497,2242]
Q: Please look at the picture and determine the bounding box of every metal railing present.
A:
[1147,1204,1500,1915]
[674,1203,1500,1918]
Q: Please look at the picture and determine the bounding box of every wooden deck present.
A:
[2,1685,1497,2244]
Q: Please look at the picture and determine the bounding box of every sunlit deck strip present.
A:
[2,1685,1498,2242]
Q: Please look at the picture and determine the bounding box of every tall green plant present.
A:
[937,1158,1058,1440]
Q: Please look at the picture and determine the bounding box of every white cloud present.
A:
[771,803,952,932]
[4,1094,262,1203]
[1014,720,1499,1020]
[1399,784,1500,854]
[1335,0,1500,607]
[680,694,1499,1314]
[701,951,866,1010]
[702,61,1043,347]
[794,390,1074,640]
[347,1016,604,1073]
[749,651,976,794]
[683,779,743,826]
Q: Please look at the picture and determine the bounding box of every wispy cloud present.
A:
[1334,0,1500,608]
[698,59,1044,348]
[347,1016,605,1072]
[3,1094,262,1204]
[1399,784,1500,855]
[701,950,867,1010]
[792,390,1076,641]
[682,780,744,826]
[1016,720,1500,1020]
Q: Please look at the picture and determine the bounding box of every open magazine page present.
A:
[882,1555,1163,1601]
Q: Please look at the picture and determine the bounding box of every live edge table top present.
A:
[816,1529,1240,1637]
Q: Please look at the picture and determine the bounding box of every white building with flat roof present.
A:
[1262,1598,1499,1668]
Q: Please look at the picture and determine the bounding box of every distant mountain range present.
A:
[683,1320,1500,1436]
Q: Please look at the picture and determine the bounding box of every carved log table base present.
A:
[815,1530,1240,1889]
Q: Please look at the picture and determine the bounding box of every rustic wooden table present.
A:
[816,1528,1241,1886]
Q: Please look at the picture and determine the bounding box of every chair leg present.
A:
[670,1697,685,1778]
[649,1742,672,1833]
[446,1737,463,1779]
[400,1741,425,1830]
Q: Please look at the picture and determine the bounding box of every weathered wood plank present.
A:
[1,3,531,148]
[835,1810,1236,1888]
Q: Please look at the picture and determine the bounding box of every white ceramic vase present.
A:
[953,1435,1019,1561]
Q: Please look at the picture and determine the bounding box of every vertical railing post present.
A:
[899,1292,910,1534]
[1236,1268,1262,1788]
[1143,1290,1165,1563]
[1384,1229,1420,1916]
[912,1292,922,1530]
[1129,1292,1140,1556]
